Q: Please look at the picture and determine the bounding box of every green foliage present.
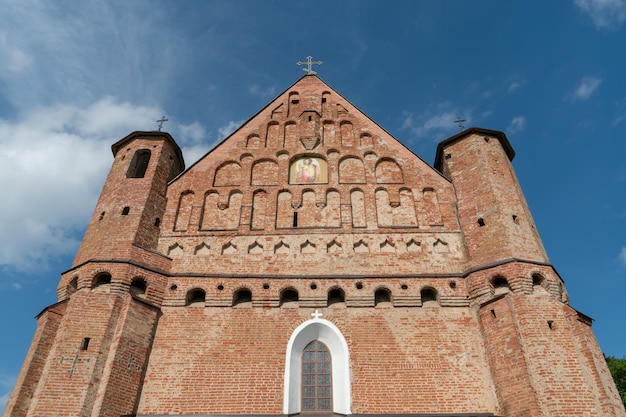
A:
[605,355,626,407]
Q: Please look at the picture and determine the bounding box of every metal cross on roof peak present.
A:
[156,116,168,131]
[453,117,466,131]
[297,56,323,75]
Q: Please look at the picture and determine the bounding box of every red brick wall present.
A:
[7,75,625,417]
[439,132,549,266]
[138,305,498,415]
[3,302,66,417]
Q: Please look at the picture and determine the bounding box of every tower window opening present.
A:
[186,288,206,306]
[280,288,299,306]
[81,337,90,351]
[327,288,345,306]
[293,212,298,227]
[420,287,438,306]
[233,288,252,306]
[374,288,391,305]
[154,218,161,227]
[126,149,151,178]
[67,277,78,297]
[92,273,111,288]
[547,320,554,329]
[121,206,130,216]
[492,276,511,295]
[477,218,485,227]
[98,211,105,220]
[130,279,147,296]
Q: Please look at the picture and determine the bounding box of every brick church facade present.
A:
[4,75,625,417]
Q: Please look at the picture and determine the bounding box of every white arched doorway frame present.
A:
[283,314,351,415]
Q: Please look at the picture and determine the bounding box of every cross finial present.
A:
[297,56,323,75]
[311,309,323,319]
[453,117,466,131]
[156,116,168,131]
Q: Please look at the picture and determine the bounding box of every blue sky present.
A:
[1,0,625,408]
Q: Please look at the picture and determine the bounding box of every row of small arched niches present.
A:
[77,272,555,306]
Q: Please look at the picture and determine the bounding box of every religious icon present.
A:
[290,157,328,184]
[296,158,320,183]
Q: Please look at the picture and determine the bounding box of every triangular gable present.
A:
[164,74,456,236]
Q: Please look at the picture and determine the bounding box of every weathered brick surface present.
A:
[4,75,625,417]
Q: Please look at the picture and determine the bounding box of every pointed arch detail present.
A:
[283,317,351,415]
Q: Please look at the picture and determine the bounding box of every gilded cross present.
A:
[311,309,323,319]
[156,116,168,131]
[60,350,90,378]
[297,56,323,75]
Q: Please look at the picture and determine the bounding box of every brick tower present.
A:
[4,75,624,417]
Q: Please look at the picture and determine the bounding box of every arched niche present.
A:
[251,159,279,185]
[214,161,242,186]
[338,156,366,184]
[375,158,404,183]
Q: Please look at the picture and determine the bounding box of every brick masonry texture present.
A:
[3,75,625,417]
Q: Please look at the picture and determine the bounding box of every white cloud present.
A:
[619,247,626,265]
[0,31,32,73]
[575,0,626,29]
[217,120,244,140]
[177,121,207,145]
[571,76,602,101]
[0,98,167,272]
[249,84,276,98]
[0,1,189,113]
[401,103,469,140]
[507,116,527,134]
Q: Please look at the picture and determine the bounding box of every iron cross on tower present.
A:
[156,116,168,131]
[297,56,323,75]
[453,117,466,131]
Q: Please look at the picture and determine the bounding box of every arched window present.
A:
[420,287,439,307]
[301,341,332,411]
[233,288,252,307]
[374,287,392,306]
[130,278,147,296]
[284,318,351,415]
[186,288,206,306]
[280,288,299,307]
[66,276,78,297]
[492,276,511,295]
[327,288,345,306]
[126,149,151,178]
[92,272,111,289]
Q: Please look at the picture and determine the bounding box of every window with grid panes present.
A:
[301,340,332,411]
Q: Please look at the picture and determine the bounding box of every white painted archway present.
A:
[283,314,351,415]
